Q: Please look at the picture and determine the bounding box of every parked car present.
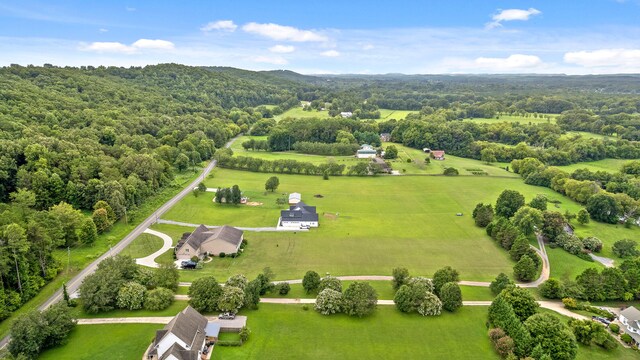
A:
[219,312,236,320]
[592,316,611,325]
[181,260,197,269]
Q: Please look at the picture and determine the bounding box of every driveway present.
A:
[135,229,173,268]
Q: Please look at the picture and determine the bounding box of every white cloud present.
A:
[487,8,541,29]
[242,22,327,42]
[201,20,237,32]
[321,50,340,57]
[474,54,543,69]
[269,44,295,53]
[99,28,108,33]
[362,44,375,50]
[82,39,175,54]
[125,6,136,12]
[564,48,640,67]
[253,55,288,65]
[131,39,175,50]
[84,42,136,54]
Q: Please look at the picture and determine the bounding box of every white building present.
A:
[356,144,377,159]
[619,306,640,345]
[280,202,319,229]
[340,111,353,118]
[288,192,301,205]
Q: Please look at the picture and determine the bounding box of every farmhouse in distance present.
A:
[280,202,319,229]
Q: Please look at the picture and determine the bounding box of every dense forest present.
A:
[1,63,640,321]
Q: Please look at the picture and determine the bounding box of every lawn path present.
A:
[155,219,303,232]
[135,229,173,268]
[589,253,615,268]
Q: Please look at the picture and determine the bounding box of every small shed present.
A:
[205,322,221,342]
[432,150,445,160]
[289,192,301,205]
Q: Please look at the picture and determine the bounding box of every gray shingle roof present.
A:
[159,343,199,360]
[281,202,318,222]
[621,306,640,331]
[177,225,243,252]
[152,306,207,359]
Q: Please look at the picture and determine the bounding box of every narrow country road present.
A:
[0,136,240,350]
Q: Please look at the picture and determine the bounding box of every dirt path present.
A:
[135,229,173,268]
[155,219,304,232]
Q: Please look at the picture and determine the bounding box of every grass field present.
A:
[217,304,496,360]
[555,158,631,174]
[463,114,556,125]
[159,168,595,282]
[274,107,416,122]
[39,324,159,360]
[120,233,164,259]
[383,142,519,176]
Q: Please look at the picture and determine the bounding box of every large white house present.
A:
[280,202,319,229]
[619,306,640,345]
[147,306,218,360]
[356,144,377,159]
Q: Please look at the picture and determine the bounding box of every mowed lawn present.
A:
[383,142,519,176]
[217,304,497,360]
[274,107,415,122]
[463,114,556,125]
[39,324,159,360]
[555,158,632,174]
[162,168,590,282]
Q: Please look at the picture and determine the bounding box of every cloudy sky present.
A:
[1,0,639,74]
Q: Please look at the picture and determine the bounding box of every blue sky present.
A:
[1,0,639,74]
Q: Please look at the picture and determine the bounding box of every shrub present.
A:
[219,252,226,258]
[613,239,640,258]
[315,289,343,315]
[582,237,603,253]
[239,326,250,342]
[144,288,175,311]
[302,271,321,293]
[621,333,633,344]
[417,292,442,316]
[539,279,563,299]
[490,273,514,295]
[116,281,146,310]
[342,282,378,317]
[495,335,515,358]
[318,276,342,293]
[392,267,410,291]
[440,282,462,312]
[275,282,290,295]
[301,304,309,311]
[488,328,507,343]
[609,323,619,334]
[443,167,459,176]
[562,297,578,309]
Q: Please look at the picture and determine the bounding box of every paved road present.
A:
[135,229,174,268]
[77,315,247,329]
[156,219,305,232]
[0,136,239,350]
[589,253,615,268]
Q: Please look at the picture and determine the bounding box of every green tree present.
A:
[315,289,343,315]
[487,296,532,358]
[303,271,321,293]
[498,285,539,322]
[174,153,190,172]
[265,176,280,192]
[576,209,590,225]
[188,276,223,312]
[318,276,342,293]
[481,148,497,164]
[490,273,514,295]
[495,190,525,218]
[231,185,242,204]
[153,262,180,291]
[417,292,442,316]
[116,281,146,310]
[613,239,640,258]
[514,255,537,282]
[586,193,619,224]
[78,217,98,245]
[524,313,578,360]
[197,182,207,193]
[509,235,531,262]
[343,282,378,317]
[539,278,563,299]
[512,206,543,236]
[440,282,462,312]
[243,279,262,310]
[472,203,494,227]
[226,274,248,290]
[432,266,459,297]
[443,167,459,176]
[217,286,245,312]
[528,194,548,211]
[92,208,113,233]
[41,302,77,349]
[384,145,398,159]
[392,267,410,291]
[144,287,174,311]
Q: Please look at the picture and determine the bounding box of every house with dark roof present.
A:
[280,202,319,228]
[147,306,217,360]
[175,225,243,259]
[620,306,640,345]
